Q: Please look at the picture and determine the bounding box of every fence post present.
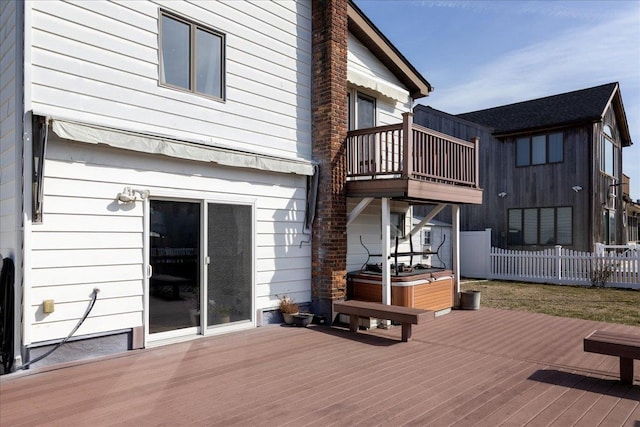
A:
[484,228,491,279]
[555,245,562,284]
[595,242,604,256]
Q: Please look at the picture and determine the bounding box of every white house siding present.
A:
[27,0,312,160]
[0,0,22,261]
[411,223,453,270]
[27,136,310,344]
[347,31,411,126]
[346,200,412,273]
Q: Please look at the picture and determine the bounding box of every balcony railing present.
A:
[346,112,479,188]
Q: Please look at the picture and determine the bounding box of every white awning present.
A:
[347,68,411,104]
[50,119,315,176]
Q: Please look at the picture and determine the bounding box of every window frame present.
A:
[347,89,377,131]
[159,10,226,101]
[515,132,564,167]
[507,206,573,247]
[423,229,431,246]
[599,125,619,178]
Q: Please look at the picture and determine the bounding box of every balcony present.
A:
[346,113,483,204]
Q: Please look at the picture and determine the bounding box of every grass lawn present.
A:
[460,280,640,326]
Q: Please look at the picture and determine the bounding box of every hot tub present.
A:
[347,268,455,312]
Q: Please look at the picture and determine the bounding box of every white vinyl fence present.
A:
[489,246,639,289]
[460,230,639,289]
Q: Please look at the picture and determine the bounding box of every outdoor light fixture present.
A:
[572,185,582,192]
[117,187,150,203]
[498,192,507,198]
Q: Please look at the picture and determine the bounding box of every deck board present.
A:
[1,308,639,426]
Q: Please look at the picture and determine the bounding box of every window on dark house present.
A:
[516,132,563,167]
[600,125,618,178]
[602,208,616,244]
[160,11,224,100]
[508,207,572,246]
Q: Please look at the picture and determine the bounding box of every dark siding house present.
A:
[414,82,634,252]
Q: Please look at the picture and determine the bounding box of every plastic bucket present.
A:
[460,290,481,310]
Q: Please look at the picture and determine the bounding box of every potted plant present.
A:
[277,295,299,325]
[292,312,314,327]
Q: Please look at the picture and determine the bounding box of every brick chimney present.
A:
[311,0,348,322]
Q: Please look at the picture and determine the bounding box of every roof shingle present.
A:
[457,82,618,135]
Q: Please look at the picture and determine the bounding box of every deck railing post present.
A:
[470,136,480,188]
[402,112,413,178]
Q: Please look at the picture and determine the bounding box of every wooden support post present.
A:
[401,324,412,342]
[620,357,634,385]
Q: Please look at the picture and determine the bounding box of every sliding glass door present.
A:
[206,203,252,326]
[148,199,253,337]
[149,200,200,334]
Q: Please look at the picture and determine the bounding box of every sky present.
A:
[355,0,640,200]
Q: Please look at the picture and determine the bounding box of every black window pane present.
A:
[161,15,190,90]
[523,208,538,245]
[356,94,375,129]
[516,138,530,166]
[508,209,522,245]
[557,207,572,245]
[539,208,554,245]
[605,138,614,176]
[531,135,546,165]
[548,132,563,163]
[196,28,222,98]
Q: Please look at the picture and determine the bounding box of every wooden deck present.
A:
[1,308,638,426]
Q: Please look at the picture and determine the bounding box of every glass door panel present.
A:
[207,203,252,327]
[149,200,200,334]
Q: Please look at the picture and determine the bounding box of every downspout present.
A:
[18,0,32,370]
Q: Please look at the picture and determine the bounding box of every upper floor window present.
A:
[600,124,618,177]
[516,132,563,167]
[347,90,376,130]
[160,11,225,100]
[508,206,572,246]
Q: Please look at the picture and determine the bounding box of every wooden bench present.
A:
[584,330,640,385]
[333,300,434,342]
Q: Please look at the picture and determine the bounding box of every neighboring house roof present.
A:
[457,82,632,146]
[348,1,432,99]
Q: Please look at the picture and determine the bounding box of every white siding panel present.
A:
[32,248,143,268]
[31,281,142,304]
[34,214,142,232]
[65,0,158,33]
[31,264,143,287]
[0,0,21,266]
[348,32,405,89]
[43,195,142,216]
[29,0,313,160]
[31,3,157,58]
[256,245,311,259]
[31,232,142,250]
[30,312,142,342]
[29,296,142,324]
